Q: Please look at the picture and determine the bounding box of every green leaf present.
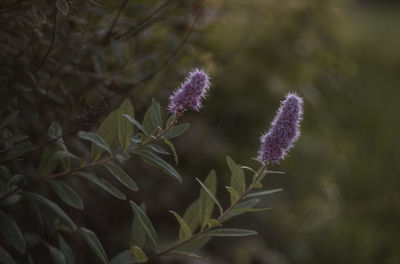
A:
[104,163,138,191]
[123,114,148,135]
[163,138,178,164]
[137,150,182,183]
[0,210,26,254]
[48,122,63,138]
[169,250,208,260]
[76,172,126,200]
[0,194,23,206]
[130,246,147,263]
[164,123,190,139]
[47,244,66,264]
[225,186,240,205]
[148,144,169,155]
[175,236,211,252]
[205,228,257,237]
[170,211,192,241]
[246,188,283,198]
[131,206,146,248]
[58,235,75,264]
[151,98,162,127]
[49,179,84,210]
[0,245,17,264]
[22,192,76,229]
[226,156,246,194]
[118,99,134,151]
[0,111,18,129]
[180,200,200,239]
[166,114,176,128]
[143,106,156,136]
[222,199,260,221]
[56,0,69,16]
[231,208,271,213]
[78,227,108,264]
[78,131,111,156]
[52,151,82,164]
[36,135,66,177]
[92,109,119,161]
[110,250,131,264]
[0,135,28,144]
[197,170,222,228]
[129,201,159,247]
[1,141,32,163]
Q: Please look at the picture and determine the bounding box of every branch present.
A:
[0,113,182,202]
[139,164,269,263]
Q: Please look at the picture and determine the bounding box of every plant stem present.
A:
[0,114,182,202]
[138,163,268,263]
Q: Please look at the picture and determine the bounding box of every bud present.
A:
[168,68,211,114]
[257,93,304,163]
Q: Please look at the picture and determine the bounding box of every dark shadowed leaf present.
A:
[0,210,26,254]
[76,172,126,200]
[78,131,111,156]
[58,235,75,264]
[0,245,17,264]
[129,201,159,247]
[47,244,66,264]
[118,99,134,150]
[93,109,119,161]
[164,123,189,139]
[104,163,138,191]
[49,179,84,210]
[226,156,246,194]
[151,98,162,127]
[78,227,108,264]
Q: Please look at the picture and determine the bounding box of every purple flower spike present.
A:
[168,68,211,114]
[257,93,304,163]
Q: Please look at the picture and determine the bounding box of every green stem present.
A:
[0,114,182,202]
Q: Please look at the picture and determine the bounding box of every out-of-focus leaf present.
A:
[137,150,182,183]
[56,0,70,16]
[22,192,76,229]
[117,99,134,151]
[0,245,17,264]
[47,244,66,264]
[52,151,82,164]
[226,156,246,194]
[110,250,131,264]
[104,163,138,191]
[58,235,75,264]
[129,201,159,247]
[164,123,189,139]
[0,210,26,254]
[0,111,18,129]
[49,179,84,210]
[205,228,257,237]
[76,172,126,200]
[151,98,162,127]
[169,250,208,260]
[78,131,111,156]
[130,246,147,263]
[246,188,283,198]
[78,227,108,264]
[0,135,28,144]
[170,211,192,241]
[0,194,23,206]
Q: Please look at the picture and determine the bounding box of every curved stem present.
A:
[0,114,182,202]
[139,163,268,263]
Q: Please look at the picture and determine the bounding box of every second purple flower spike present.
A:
[257,93,304,164]
[168,68,211,114]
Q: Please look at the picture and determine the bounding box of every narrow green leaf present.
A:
[47,244,66,264]
[170,211,192,241]
[22,192,76,229]
[52,151,81,163]
[137,150,182,183]
[129,201,159,247]
[169,250,208,260]
[143,106,156,136]
[0,210,26,254]
[36,140,65,177]
[92,109,119,161]
[131,207,146,248]
[118,99,134,151]
[49,179,84,210]
[164,123,190,139]
[78,131,111,156]
[175,236,211,252]
[163,138,178,164]
[76,172,126,200]
[197,174,222,218]
[222,199,260,221]
[166,114,176,128]
[197,171,221,228]
[231,208,271,213]
[123,114,148,135]
[225,186,240,205]
[180,200,200,238]
[0,111,19,129]
[148,144,169,155]
[151,98,162,127]
[0,245,17,264]
[110,250,131,264]
[78,227,108,264]
[246,188,283,198]
[104,163,138,191]
[226,156,246,194]
[130,246,147,263]
[58,235,75,264]
[205,228,257,237]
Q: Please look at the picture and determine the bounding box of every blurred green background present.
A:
[2,0,400,263]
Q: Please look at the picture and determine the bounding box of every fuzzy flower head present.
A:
[168,68,210,114]
[257,93,304,163]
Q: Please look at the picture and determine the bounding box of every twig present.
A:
[138,164,269,263]
[36,7,58,73]
[0,113,182,202]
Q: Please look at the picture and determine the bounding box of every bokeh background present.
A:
[1,0,400,263]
